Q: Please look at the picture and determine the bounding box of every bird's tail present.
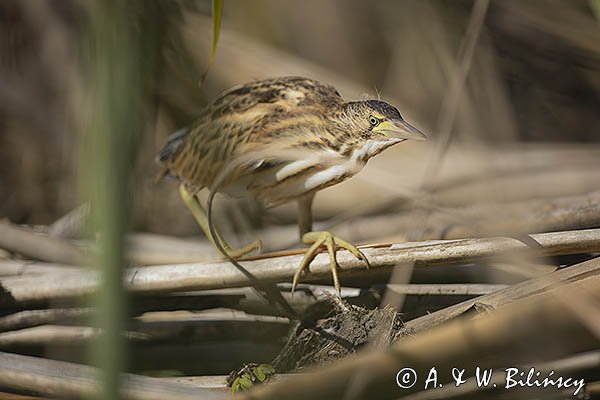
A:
[154,166,170,183]
[155,127,189,183]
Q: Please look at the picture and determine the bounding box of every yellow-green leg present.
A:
[292,230,370,295]
[179,184,261,258]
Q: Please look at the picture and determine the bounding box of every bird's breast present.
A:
[225,152,365,207]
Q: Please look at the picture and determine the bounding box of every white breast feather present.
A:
[275,159,315,181]
[351,138,402,161]
[303,161,362,191]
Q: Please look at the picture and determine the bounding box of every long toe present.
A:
[295,231,369,296]
[334,237,368,264]
[229,239,262,259]
[325,235,342,295]
[292,238,326,294]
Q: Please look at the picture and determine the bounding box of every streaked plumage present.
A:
[157,76,426,294]
[158,76,424,206]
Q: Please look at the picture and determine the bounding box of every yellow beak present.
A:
[375,119,427,141]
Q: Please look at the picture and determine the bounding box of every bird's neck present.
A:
[349,138,404,162]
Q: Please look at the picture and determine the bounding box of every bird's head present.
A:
[343,100,427,142]
[334,99,426,160]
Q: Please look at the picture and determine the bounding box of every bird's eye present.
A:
[369,115,380,127]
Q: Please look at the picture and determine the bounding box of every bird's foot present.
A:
[292,231,370,295]
[224,238,262,259]
[179,184,262,258]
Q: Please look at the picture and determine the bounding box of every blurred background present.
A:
[1,0,599,241]
[0,1,600,394]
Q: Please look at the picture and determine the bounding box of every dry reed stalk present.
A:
[0,222,84,266]
[0,228,598,307]
[400,255,600,334]
[0,352,225,400]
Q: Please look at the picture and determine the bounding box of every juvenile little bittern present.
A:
[157,76,426,294]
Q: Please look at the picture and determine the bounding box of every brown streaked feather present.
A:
[208,76,342,119]
[157,77,344,193]
[156,76,420,206]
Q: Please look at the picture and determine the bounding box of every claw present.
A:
[292,238,323,294]
[292,231,369,296]
[227,238,262,259]
[179,184,262,259]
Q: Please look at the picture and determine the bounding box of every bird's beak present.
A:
[375,120,427,141]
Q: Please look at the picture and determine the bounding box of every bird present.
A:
[157,76,426,294]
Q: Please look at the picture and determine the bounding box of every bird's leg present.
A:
[179,184,261,258]
[292,193,370,295]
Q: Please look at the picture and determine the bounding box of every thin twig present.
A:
[0,228,598,307]
[0,221,85,265]
[0,352,225,400]
[0,308,92,332]
[385,283,507,296]
[400,255,600,335]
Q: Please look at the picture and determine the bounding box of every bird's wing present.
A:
[213,146,353,206]
[206,76,343,120]
[159,77,343,189]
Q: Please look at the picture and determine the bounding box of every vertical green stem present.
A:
[81,1,145,398]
